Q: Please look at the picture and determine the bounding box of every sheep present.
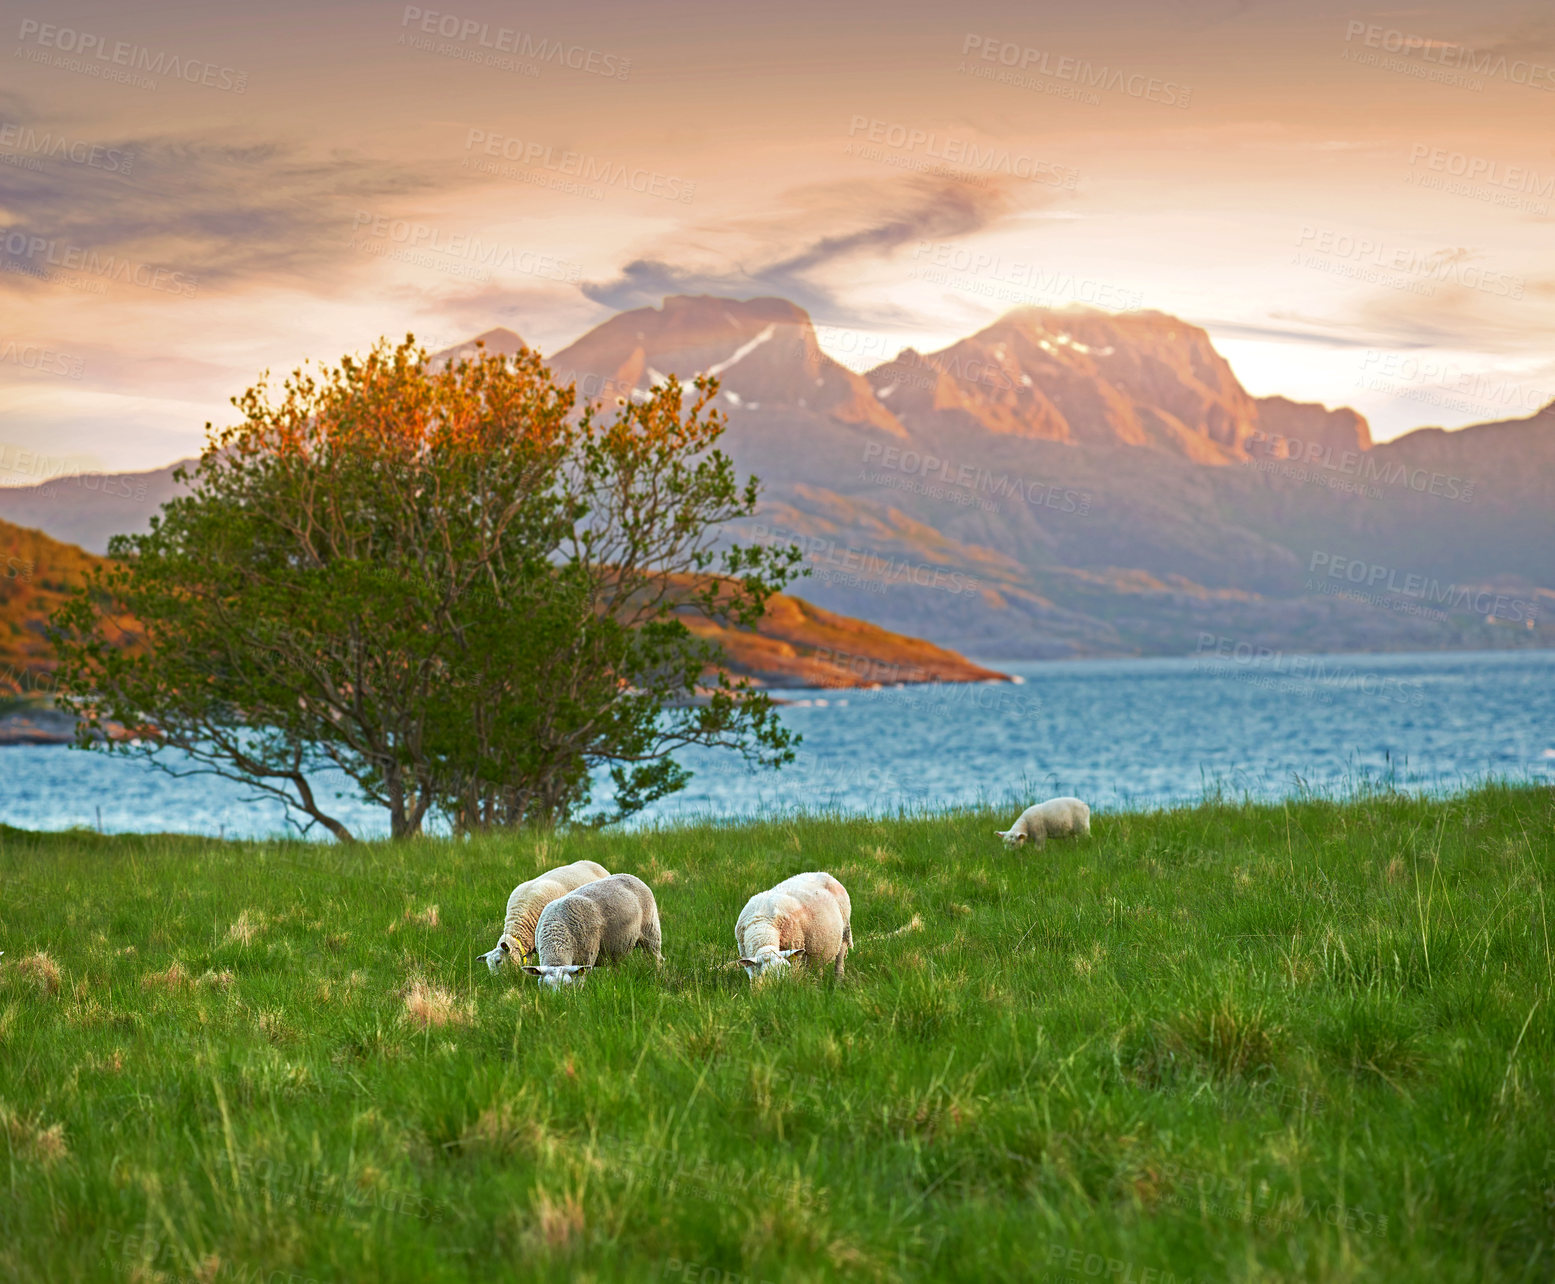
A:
[734,871,852,982]
[483,859,610,973]
[996,796,1091,849]
[522,873,662,989]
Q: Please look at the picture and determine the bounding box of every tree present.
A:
[50,337,801,841]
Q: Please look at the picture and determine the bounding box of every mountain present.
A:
[0,295,1549,660]
[427,327,527,370]
[549,294,908,438]
[0,461,192,557]
[866,308,1370,463]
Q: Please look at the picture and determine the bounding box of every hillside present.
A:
[2,296,1551,660]
[0,517,1006,739]
[0,520,114,692]
[687,589,1007,687]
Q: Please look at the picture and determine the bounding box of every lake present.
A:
[1,648,1550,840]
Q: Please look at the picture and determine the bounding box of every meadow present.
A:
[1,783,1553,1282]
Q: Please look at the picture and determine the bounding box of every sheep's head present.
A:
[737,946,805,981]
[484,933,529,973]
[995,828,1029,847]
[522,964,591,990]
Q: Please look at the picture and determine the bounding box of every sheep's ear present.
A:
[738,957,759,967]
[521,965,545,976]
[994,829,1011,838]
[565,965,591,974]
[779,947,806,959]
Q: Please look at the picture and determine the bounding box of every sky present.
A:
[1,0,1553,476]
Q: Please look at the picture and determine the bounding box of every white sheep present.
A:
[522,873,662,989]
[483,859,610,973]
[996,797,1091,849]
[735,871,853,981]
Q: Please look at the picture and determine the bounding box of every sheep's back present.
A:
[544,873,654,964]
[547,860,612,892]
[1035,797,1088,836]
[738,874,848,961]
[506,861,607,922]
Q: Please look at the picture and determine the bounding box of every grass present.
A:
[1,783,1553,1282]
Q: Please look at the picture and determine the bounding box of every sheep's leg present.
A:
[640,916,664,966]
[833,938,847,980]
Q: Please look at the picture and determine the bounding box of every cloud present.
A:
[1453,16,1555,59]
[581,174,1019,317]
[1197,315,1403,349]
[379,278,604,359]
[0,133,438,294]
[1230,280,1555,357]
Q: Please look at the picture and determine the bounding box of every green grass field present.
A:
[2,784,1553,1283]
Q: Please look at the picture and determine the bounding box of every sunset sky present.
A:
[2,0,1553,474]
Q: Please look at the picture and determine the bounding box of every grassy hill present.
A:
[0,519,111,695]
[1,784,1551,1281]
[687,589,1007,687]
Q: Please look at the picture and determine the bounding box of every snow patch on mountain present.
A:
[705,324,777,378]
[1053,332,1113,356]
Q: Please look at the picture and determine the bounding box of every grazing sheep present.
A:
[996,797,1091,849]
[735,871,852,982]
[522,873,662,990]
[483,859,610,973]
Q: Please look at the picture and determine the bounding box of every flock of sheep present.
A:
[482,796,1091,988]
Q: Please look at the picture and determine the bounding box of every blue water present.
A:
[2,650,1551,839]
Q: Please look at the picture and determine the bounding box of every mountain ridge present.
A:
[3,295,1549,660]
